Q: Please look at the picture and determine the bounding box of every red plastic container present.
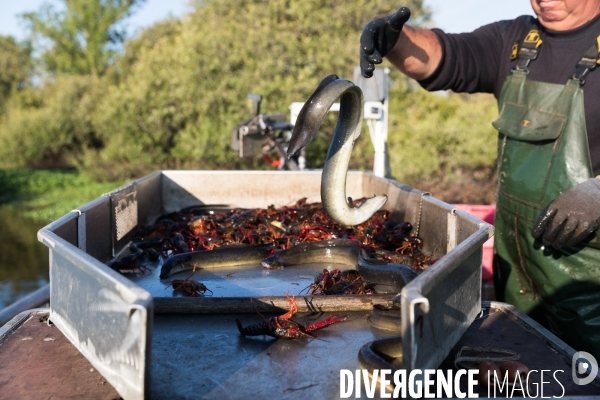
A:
[452,204,495,281]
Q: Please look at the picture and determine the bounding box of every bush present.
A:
[387,89,498,184]
[0,75,104,168]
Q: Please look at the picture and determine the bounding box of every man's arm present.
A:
[385,26,443,81]
[361,7,505,95]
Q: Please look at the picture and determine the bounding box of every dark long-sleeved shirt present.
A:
[418,14,600,175]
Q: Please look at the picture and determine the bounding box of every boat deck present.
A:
[0,310,119,399]
[1,303,599,399]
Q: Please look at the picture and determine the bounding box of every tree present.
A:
[20,0,146,76]
[0,36,31,112]
[90,0,434,177]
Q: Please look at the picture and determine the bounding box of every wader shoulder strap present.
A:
[573,35,600,86]
[510,25,543,72]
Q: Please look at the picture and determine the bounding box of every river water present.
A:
[0,208,49,309]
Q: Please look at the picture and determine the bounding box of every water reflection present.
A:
[0,208,49,309]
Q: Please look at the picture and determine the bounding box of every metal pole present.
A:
[369,68,390,178]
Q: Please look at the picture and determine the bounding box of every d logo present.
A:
[572,351,598,385]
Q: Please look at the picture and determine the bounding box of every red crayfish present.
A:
[323,280,376,295]
[236,293,348,339]
[168,270,212,297]
[305,268,376,295]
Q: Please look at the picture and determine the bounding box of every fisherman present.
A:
[359,1,600,360]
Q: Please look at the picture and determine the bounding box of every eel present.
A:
[262,238,418,291]
[357,253,419,289]
[261,238,361,268]
[358,337,403,377]
[159,244,273,279]
[287,75,387,226]
[367,304,402,332]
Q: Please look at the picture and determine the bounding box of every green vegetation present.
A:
[0,169,124,223]
[389,90,498,182]
[0,0,500,222]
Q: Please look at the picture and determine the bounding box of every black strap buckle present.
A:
[573,62,597,86]
[573,47,599,86]
[513,29,543,73]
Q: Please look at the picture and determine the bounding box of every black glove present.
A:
[532,178,600,249]
[359,7,411,78]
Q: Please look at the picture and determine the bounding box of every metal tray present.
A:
[38,170,493,399]
[133,261,405,299]
[132,256,411,316]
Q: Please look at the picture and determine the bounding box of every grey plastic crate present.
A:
[38,170,493,399]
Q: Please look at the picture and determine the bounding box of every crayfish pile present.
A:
[137,198,429,260]
[112,198,433,295]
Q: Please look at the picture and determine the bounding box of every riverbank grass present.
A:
[0,168,125,223]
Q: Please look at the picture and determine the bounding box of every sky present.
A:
[0,0,535,41]
[427,0,534,33]
[0,0,191,41]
